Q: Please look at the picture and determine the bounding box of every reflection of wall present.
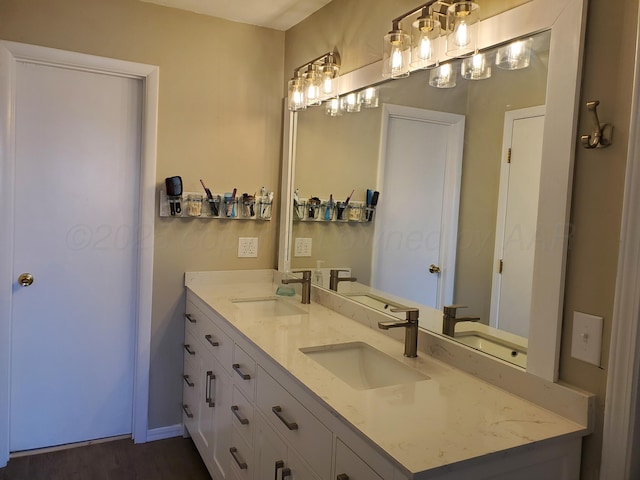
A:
[285,1,639,478]
[456,45,548,321]
[292,41,548,322]
[291,73,468,282]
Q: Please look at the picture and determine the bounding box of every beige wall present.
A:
[286,0,637,479]
[0,0,284,428]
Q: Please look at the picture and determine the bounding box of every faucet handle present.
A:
[443,305,468,316]
[390,307,419,322]
[291,270,312,279]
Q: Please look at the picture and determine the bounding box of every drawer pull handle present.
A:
[231,405,249,425]
[232,363,251,380]
[281,468,292,479]
[205,371,215,408]
[337,475,350,480]
[272,406,298,431]
[185,313,196,323]
[205,334,219,347]
[229,447,247,470]
[182,404,194,419]
[183,374,194,387]
[183,344,195,356]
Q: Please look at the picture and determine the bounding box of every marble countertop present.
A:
[186,273,587,476]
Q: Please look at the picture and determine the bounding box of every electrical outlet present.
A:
[571,311,603,366]
[238,237,258,258]
[294,238,312,257]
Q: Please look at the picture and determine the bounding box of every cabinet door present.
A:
[209,356,233,479]
[334,439,383,480]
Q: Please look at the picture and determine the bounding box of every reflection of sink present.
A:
[231,296,307,317]
[343,293,407,318]
[454,332,527,368]
[300,342,429,390]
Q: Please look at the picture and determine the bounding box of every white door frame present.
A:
[0,41,158,466]
[600,4,640,476]
[374,104,465,309]
[489,105,545,330]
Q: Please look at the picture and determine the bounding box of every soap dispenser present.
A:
[313,260,324,287]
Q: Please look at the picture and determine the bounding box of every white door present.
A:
[372,107,464,308]
[490,107,545,336]
[10,61,142,451]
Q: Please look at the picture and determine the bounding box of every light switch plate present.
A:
[294,237,312,257]
[570,311,603,366]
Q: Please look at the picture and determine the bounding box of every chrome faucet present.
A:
[442,305,481,337]
[329,269,357,292]
[378,308,419,357]
[281,270,312,304]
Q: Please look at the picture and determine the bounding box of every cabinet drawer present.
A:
[230,425,253,480]
[335,439,383,480]
[233,344,257,401]
[231,386,254,446]
[256,367,332,479]
[186,301,233,370]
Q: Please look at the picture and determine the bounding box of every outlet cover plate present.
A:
[238,237,258,258]
[570,311,603,366]
[294,238,312,257]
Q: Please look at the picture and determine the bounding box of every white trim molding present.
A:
[600,5,640,477]
[0,41,158,466]
[146,424,183,443]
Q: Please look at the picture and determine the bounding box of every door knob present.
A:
[18,273,34,286]
[429,264,441,274]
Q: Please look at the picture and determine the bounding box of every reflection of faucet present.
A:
[329,269,357,292]
[281,270,312,304]
[442,305,481,337]
[378,308,419,358]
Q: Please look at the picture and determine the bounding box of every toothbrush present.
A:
[344,189,355,206]
[325,194,333,220]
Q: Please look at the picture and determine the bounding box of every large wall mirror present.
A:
[279,0,587,382]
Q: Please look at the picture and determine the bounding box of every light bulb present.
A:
[383,29,410,78]
[453,21,470,47]
[391,45,404,71]
[461,52,491,80]
[419,37,433,60]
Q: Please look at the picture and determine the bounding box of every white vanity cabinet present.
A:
[184,287,584,480]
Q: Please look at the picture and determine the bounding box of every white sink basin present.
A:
[454,331,527,368]
[231,296,307,317]
[300,341,429,390]
[342,293,407,319]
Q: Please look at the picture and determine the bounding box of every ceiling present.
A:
[140,0,332,31]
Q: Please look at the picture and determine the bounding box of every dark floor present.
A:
[0,437,211,480]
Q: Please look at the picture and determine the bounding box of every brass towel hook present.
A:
[581,100,613,149]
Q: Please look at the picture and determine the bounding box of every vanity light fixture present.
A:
[429,63,456,88]
[343,92,361,113]
[287,49,341,111]
[495,38,533,70]
[383,1,480,79]
[461,52,491,80]
[360,87,379,108]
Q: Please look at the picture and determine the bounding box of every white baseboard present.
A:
[146,424,183,442]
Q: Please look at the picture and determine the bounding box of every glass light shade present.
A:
[495,38,533,70]
[359,87,379,108]
[304,65,322,106]
[321,65,339,100]
[429,63,457,88]
[287,75,306,111]
[383,29,411,79]
[343,93,361,113]
[461,52,491,80]
[325,97,343,117]
[446,1,480,57]
[411,17,441,69]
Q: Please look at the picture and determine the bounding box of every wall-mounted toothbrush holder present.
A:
[160,190,273,220]
[294,198,374,223]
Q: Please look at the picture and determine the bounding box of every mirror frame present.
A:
[279,0,588,382]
